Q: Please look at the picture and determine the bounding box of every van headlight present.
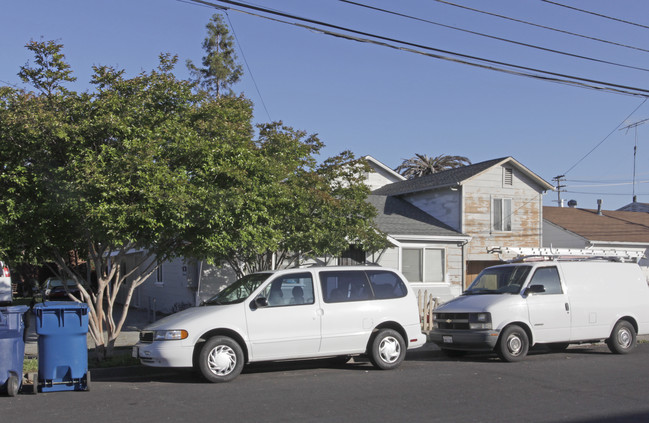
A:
[468,313,492,330]
[154,330,189,341]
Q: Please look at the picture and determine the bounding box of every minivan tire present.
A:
[197,336,244,383]
[369,329,406,370]
[496,325,529,362]
[607,320,636,354]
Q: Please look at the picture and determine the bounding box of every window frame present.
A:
[492,197,513,232]
[400,247,446,283]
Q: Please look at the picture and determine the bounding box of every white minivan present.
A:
[134,266,425,382]
[429,259,649,361]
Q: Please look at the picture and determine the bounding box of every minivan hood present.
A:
[437,293,521,313]
[143,303,240,331]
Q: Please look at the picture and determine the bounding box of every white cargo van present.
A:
[134,266,426,382]
[429,256,649,362]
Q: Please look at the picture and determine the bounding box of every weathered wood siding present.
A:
[463,164,543,261]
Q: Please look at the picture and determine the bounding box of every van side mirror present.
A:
[524,284,546,296]
[250,297,268,310]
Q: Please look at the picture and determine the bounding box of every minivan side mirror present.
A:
[250,297,268,310]
[524,284,546,296]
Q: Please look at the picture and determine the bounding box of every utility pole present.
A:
[553,175,565,207]
[620,118,648,203]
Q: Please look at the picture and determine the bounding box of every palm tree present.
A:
[395,154,471,179]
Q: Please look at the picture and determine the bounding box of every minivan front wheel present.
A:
[607,320,636,354]
[197,336,244,383]
[369,329,406,370]
[496,325,529,362]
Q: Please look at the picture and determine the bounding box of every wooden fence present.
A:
[417,290,439,332]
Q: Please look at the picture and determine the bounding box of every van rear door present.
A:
[525,266,571,343]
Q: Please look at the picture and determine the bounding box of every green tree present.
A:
[395,153,471,179]
[1,41,387,358]
[187,13,243,98]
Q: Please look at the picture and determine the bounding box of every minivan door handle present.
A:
[565,303,570,312]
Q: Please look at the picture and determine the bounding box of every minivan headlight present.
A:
[154,330,189,341]
[468,313,492,330]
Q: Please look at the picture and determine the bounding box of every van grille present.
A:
[139,331,154,343]
[434,312,471,330]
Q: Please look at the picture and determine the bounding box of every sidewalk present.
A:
[24,304,155,357]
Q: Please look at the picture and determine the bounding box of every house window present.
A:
[401,248,445,283]
[493,198,512,232]
[503,168,513,186]
[155,264,163,286]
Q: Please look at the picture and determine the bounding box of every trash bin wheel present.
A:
[6,373,19,397]
[83,371,91,391]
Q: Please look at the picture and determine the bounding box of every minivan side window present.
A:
[366,270,408,299]
[529,267,563,295]
[320,271,371,303]
[258,273,314,307]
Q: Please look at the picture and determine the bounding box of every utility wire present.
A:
[342,0,649,73]
[433,0,649,54]
[541,0,649,30]
[563,98,648,175]
[187,0,649,97]
[224,12,272,121]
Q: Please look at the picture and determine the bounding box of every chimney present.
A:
[597,199,603,215]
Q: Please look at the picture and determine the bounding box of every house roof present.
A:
[372,156,554,196]
[368,195,467,239]
[618,202,649,213]
[543,206,649,244]
[362,155,405,181]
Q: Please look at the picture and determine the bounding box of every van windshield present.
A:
[465,266,532,295]
[203,273,271,305]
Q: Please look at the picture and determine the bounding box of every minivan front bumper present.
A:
[428,329,500,351]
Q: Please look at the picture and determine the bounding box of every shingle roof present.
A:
[543,206,649,243]
[618,202,649,213]
[368,195,465,238]
[373,157,538,196]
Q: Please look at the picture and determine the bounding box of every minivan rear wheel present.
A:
[369,329,406,370]
[607,320,636,354]
[197,336,244,383]
[496,325,529,362]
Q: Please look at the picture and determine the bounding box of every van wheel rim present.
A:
[379,336,401,363]
[617,327,632,348]
[507,334,523,356]
[208,345,237,375]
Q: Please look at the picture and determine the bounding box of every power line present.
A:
[186,0,649,97]
[341,0,649,74]
[541,0,649,30]
[433,0,649,54]
[563,98,648,175]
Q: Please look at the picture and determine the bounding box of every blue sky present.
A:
[2,0,649,210]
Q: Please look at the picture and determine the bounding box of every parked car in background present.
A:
[134,266,426,382]
[41,278,84,301]
[0,261,11,305]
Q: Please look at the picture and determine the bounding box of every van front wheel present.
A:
[369,329,406,370]
[607,320,636,354]
[496,325,529,362]
[197,336,244,383]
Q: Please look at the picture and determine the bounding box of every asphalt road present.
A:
[5,342,649,423]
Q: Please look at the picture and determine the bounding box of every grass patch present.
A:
[23,357,38,373]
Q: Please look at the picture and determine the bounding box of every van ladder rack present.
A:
[487,246,644,263]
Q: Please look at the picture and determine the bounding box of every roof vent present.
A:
[567,199,577,208]
[597,199,603,215]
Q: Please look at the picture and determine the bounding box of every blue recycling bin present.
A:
[33,302,89,392]
[0,305,28,396]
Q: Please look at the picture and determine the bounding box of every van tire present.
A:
[197,336,244,383]
[369,329,406,370]
[607,320,636,354]
[496,325,529,362]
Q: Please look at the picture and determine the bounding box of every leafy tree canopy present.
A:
[0,40,386,358]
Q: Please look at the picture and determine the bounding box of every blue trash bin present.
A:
[33,302,89,392]
[0,305,28,396]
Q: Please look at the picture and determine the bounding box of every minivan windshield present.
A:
[203,273,271,305]
[465,265,532,295]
